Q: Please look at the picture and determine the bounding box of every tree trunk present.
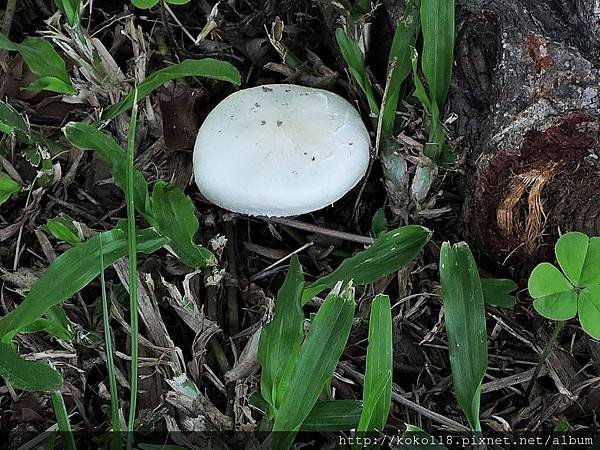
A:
[382,0,600,275]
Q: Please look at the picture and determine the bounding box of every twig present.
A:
[250,242,313,281]
[1,0,16,35]
[339,362,470,431]
[263,217,374,245]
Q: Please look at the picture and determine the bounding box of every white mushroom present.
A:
[193,84,371,217]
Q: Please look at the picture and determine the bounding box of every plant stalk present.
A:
[125,89,140,450]
[524,320,565,399]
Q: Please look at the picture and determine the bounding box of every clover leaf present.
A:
[528,232,600,339]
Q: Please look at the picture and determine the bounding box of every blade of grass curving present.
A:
[63,122,152,219]
[420,0,455,108]
[125,89,139,448]
[381,0,421,137]
[0,342,63,391]
[258,255,305,409]
[0,227,167,340]
[302,225,431,303]
[335,28,380,115]
[103,59,241,120]
[299,400,362,432]
[151,181,215,268]
[99,238,121,439]
[51,390,76,450]
[271,283,355,449]
[440,242,487,431]
[355,294,393,446]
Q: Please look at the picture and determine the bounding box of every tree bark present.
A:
[382,0,600,275]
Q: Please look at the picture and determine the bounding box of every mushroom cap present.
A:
[193,84,371,217]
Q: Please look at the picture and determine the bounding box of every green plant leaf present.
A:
[151,181,215,268]
[555,231,589,286]
[381,0,421,136]
[440,242,487,431]
[63,122,152,218]
[0,101,28,135]
[480,278,517,308]
[528,262,578,321]
[420,0,455,108]
[299,400,362,432]
[47,217,82,245]
[355,294,393,443]
[335,28,380,115]
[54,0,80,26]
[258,255,305,409]
[103,59,241,120]
[578,287,600,340]
[0,175,20,206]
[528,263,573,298]
[166,0,191,4]
[533,292,578,321]
[0,226,168,339]
[302,225,431,303]
[131,0,160,8]
[0,33,75,95]
[555,232,600,287]
[20,318,72,341]
[0,342,63,391]
[371,208,388,237]
[272,283,355,449]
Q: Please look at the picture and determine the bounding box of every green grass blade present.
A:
[381,0,421,136]
[258,255,305,409]
[335,28,380,115]
[103,59,241,120]
[63,122,152,218]
[440,242,487,431]
[299,400,362,432]
[302,225,431,303]
[0,227,167,340]
[0,342,63,391]
[125,89,139,447]
[272,283,355,449]
[99,239,121,437]
[420,0,455,108]
[51,390,76,450]
[0,33,75,95]
[151,181,216,268]
[355,294,393,445]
